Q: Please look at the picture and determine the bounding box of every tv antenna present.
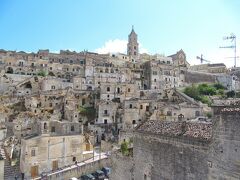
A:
[196,54,210,64]
[220,33,237,67]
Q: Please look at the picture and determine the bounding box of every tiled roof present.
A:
[137,120,212,140]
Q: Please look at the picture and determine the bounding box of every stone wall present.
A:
[133,133,210,180]
[208,106,240,179]
[35,157,111,180]
[110,152,133,180]
[185,71,216,84]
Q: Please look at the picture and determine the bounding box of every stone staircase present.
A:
[2,145,21,180]
[4,155,21,180]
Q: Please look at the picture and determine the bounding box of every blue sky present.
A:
[0,0,239,67]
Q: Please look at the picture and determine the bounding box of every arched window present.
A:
[73,157,76,162]
[44,122,47,129]
[107,87,110,92]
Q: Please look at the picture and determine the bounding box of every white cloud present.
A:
[95,39,127,54]
[95,39,148,54]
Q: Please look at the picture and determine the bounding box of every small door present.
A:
[52,160,58,171]
[31,165,38,178]
[86,143,91,151]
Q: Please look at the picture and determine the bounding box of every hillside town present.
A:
[0,28,240,180]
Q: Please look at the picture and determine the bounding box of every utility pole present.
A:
[220,34,237,67]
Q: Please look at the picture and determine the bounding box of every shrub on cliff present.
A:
[120,141,129,156]
[184,84,200,100]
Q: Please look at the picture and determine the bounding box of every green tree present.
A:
[200,96,212,106]
[206,112,212,118]
[226,90,235,98]
[213,83,226,90]
[121,141,129,156]
[236,92,240,98]
[37,70,47,77]
[184,84,200,100]
[198,84,216,96]
[217,89,225,97]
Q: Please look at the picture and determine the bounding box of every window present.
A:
[73,157,76,162]
[31,149,36,157]
[128,88,131,92]
[51,126,55,132]
[107,87,110,92]
[104,119,107,124]
[44,123,47,129]
[195,111,200,117]
[71,126,74,132]
[154,79,156,82]
[132,120,136,124]
[104,110,108,115]
[51,86,55,90]
[146,106,149,111]
[82,99,85,105]
[152,71,157,75]
[167,111,172,116]
[129,104,133,109]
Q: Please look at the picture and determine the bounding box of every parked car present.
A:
[80,174,95,180]
[92,170,105,179]
[102,167,111,177]
[69,177,78,180]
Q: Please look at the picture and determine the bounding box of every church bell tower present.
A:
[127,26,139,59]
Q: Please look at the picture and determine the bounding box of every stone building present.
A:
[111,102,240,180]
[189,63,227,74]
[20,134,93,179]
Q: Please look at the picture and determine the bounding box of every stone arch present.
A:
[48,71,55,76]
